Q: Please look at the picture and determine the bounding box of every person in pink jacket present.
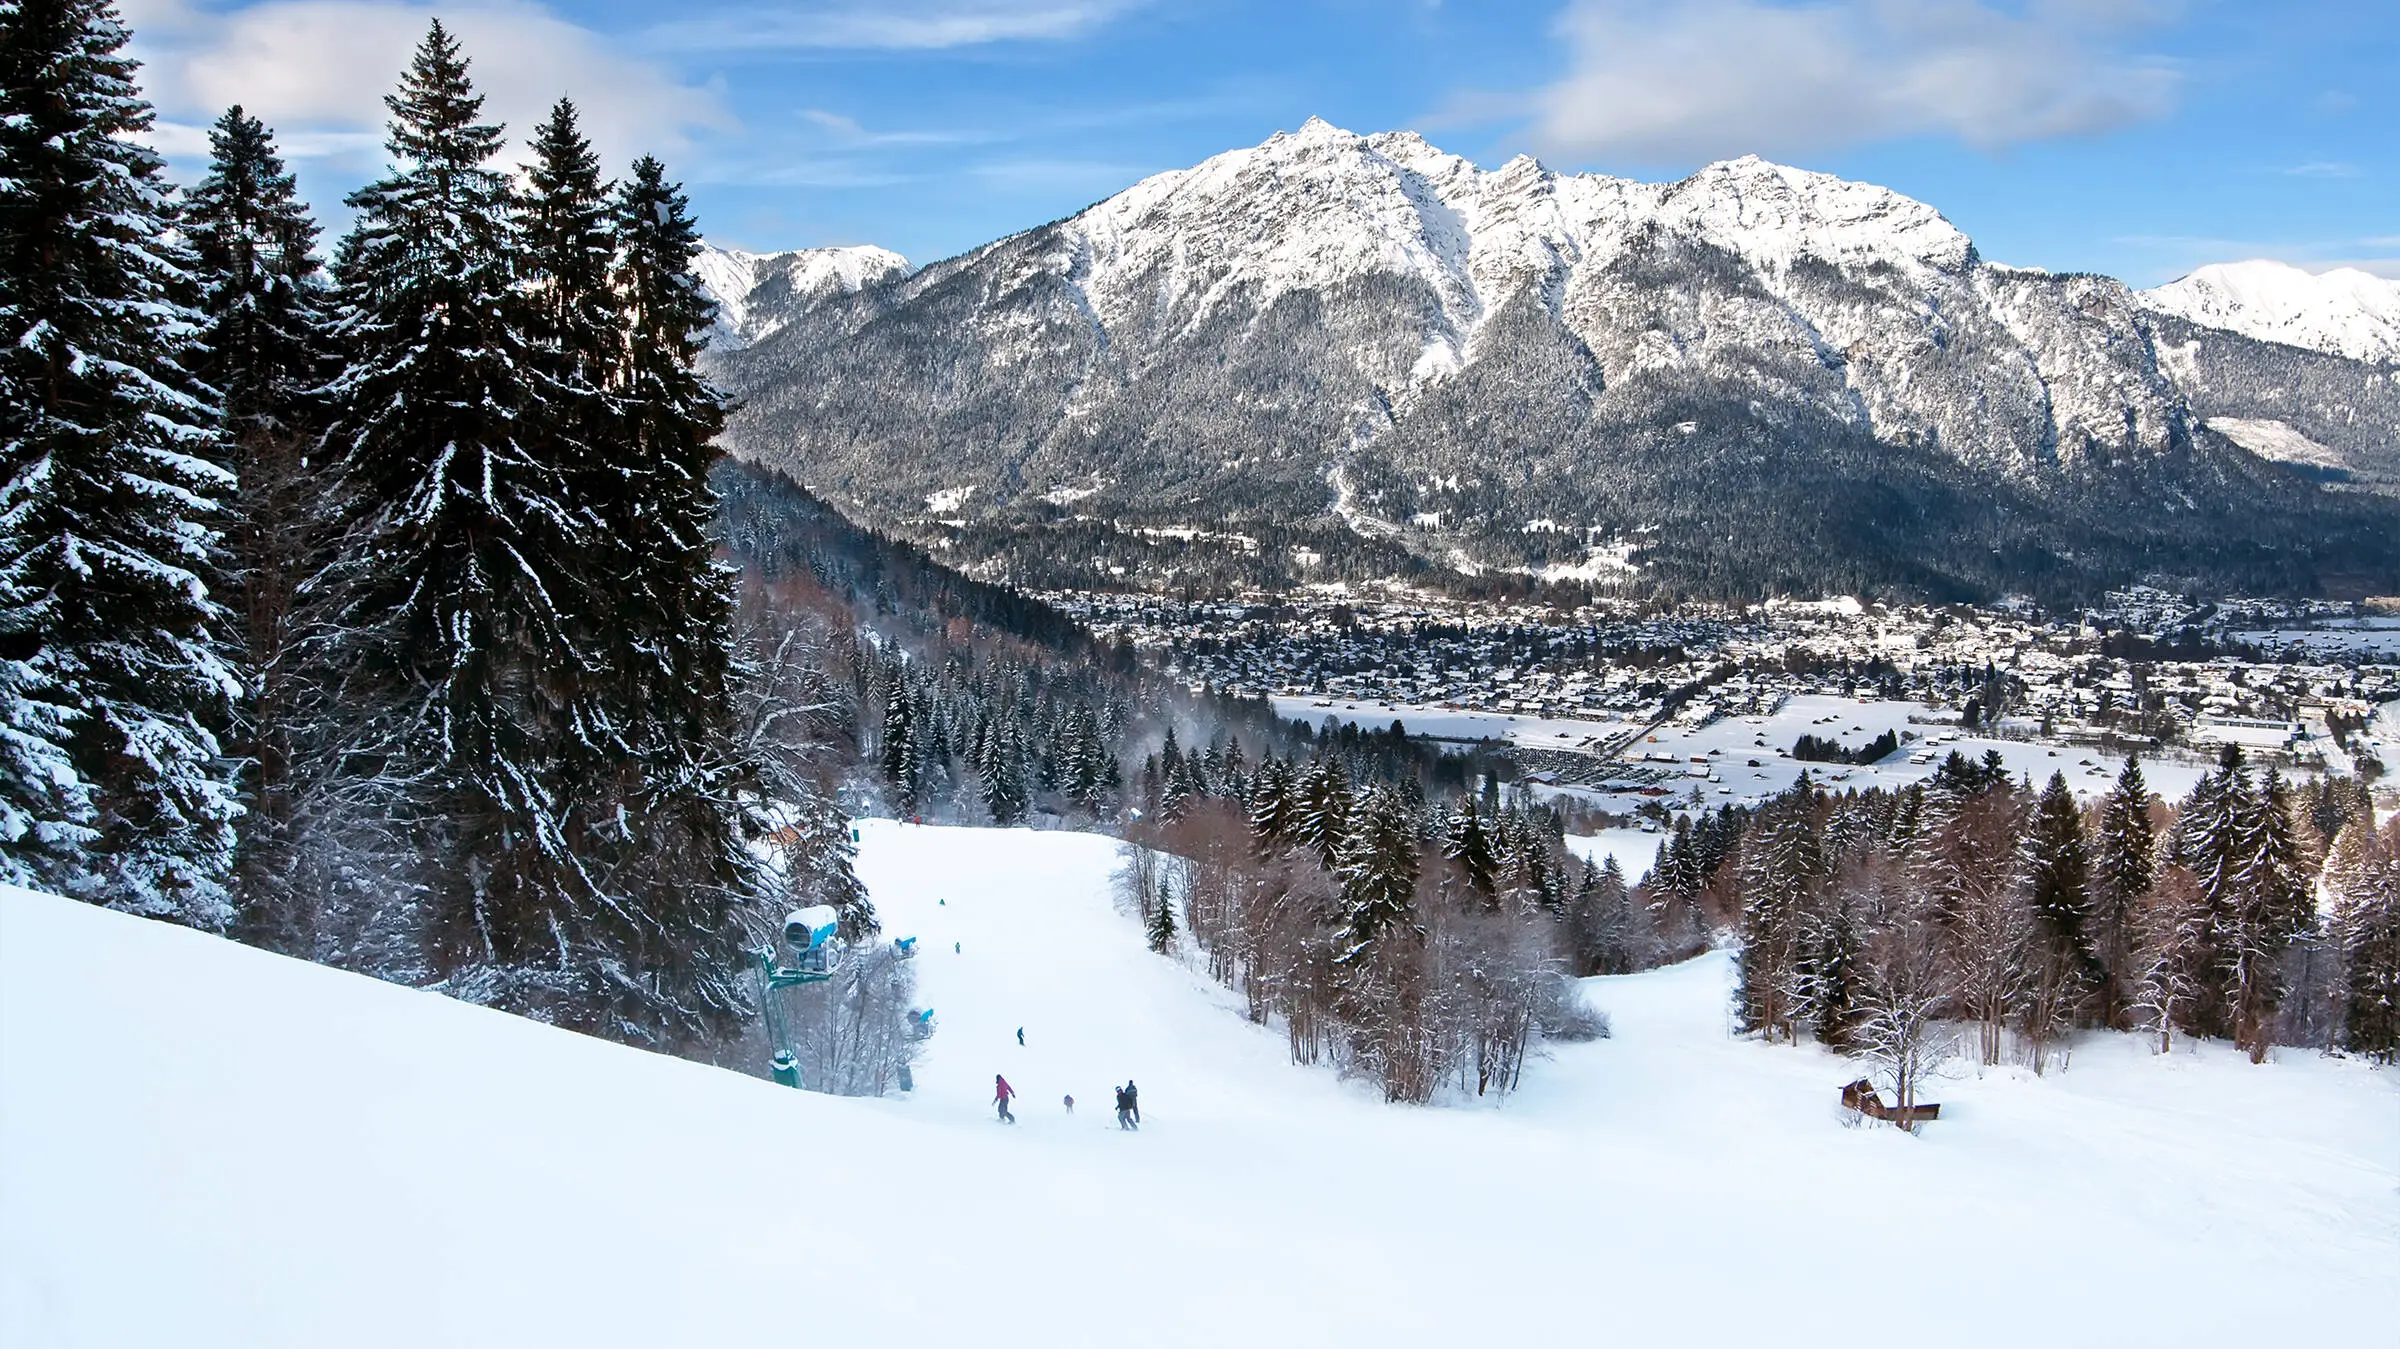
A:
[993,1074,1016,1123]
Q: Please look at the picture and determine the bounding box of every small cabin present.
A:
[1841,1078,1940,1126]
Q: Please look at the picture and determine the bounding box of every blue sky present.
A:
[124,0,2397,285]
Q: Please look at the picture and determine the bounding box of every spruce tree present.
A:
[1146,875,1177,954]
[324,23,592,1005]
[2089,754,2154,1023]
[2023,771,2099,1045]
[2230,768,2309,1061]
[181,104,337,943]
[1806,883,1865,1052]
[2332,829,2400,1062]
[1336,785,1418,963]
[1444,804,1498,903]
[0,0,240,922]
[1247,754,1294,850]
[582,144,763,1040]
[1292,755,1352,873]
[881,666,917,813]
[2171,758,2249,1038]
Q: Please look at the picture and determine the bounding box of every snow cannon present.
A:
[893,936,918,959]
[785,906,839,954]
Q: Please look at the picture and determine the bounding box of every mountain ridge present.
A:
[2137,259,2400,364]
[702,120,2400,601]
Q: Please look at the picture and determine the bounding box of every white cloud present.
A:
[1525,0,2182,162]
[130,0,732,173]
[797,109,1006,148]
[647,1,1140,52]
[2283,161,2360,179]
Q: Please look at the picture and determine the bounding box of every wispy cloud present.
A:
[646,1,1142,53]
[129,0,732,174]
[2283,161,2361,179]
[798,109,1008,148]
[1495,0,2182,163]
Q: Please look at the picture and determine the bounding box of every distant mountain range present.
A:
[2138,260,2399,365]
[696,120,2400,601]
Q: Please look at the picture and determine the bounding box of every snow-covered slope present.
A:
[693,242,909,349]
[2141,260,2400,364]
[8,827,2397,1346]
[713,121,2400,596]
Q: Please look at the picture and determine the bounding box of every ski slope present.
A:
[5,823,2394,1348]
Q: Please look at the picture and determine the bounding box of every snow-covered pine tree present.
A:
[323,23,598,1009]
[2088,754,2155,1025]
[1566,854,1639,976]
[1804,875,1866,1054]
[1292,754,1352,873]
[1734,795,1822,1042]
[1444,803,1498,905]
[2172,755,2251,1039]
[0,0,240,923]
[582,145,769,1041]
[1335,784,1418,964]
[2330,822,2399,1061]
[1246,754,1293,851]
[181,104,339,945]
[1146,873,1177,954]
[977,715,1027,825]
[881,663,917,814]
[2229,768,2309,1062]
[2022,771,2098,1063]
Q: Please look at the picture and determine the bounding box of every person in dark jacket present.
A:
[994,1074,1016,1123]
[1112,1085,1134,1130]
[1125,1080,1140,1125]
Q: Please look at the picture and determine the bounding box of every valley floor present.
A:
[3,821,2393,1347]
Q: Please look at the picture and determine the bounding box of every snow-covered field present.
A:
[2234,621,2400,658]
[1285,693,2213,809]
[5,822,2393,1347]
[1613,694,2213,804]
[1271,694,1640,750]
[1567,825,1674,878]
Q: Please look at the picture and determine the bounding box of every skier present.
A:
[993,1074,1016,1124]
[1113,1084,1136,1130]
[1063,1094,1075,1115]
[1125,1080,1140,1126]
[1017,1027,1025,1046]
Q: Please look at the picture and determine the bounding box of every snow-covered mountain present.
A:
[708,120,2400,598]
[2140,260,2400,364]
[693,242,909,349]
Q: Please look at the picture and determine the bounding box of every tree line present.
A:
[2,5,833,1051]
[1716,748,2397,1112]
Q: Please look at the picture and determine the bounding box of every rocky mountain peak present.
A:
[693,242,910,349]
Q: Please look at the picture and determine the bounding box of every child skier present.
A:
[994,1074,1016,1123]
